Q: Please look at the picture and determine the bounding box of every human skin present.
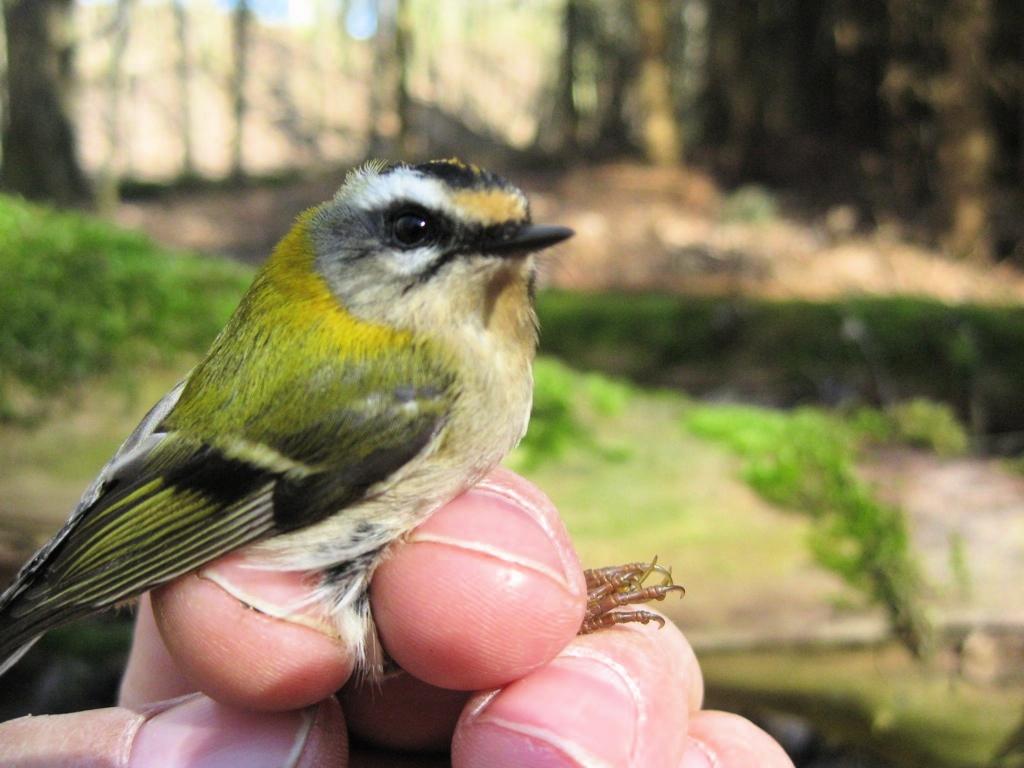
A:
[0,468,794,768]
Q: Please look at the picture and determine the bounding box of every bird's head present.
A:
[301,159,572,339]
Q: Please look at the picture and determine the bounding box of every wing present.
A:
[0,357,453,670]
[0,379,187,610]
[0,380,187,672]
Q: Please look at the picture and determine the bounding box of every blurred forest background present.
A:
[1,1,1024,766]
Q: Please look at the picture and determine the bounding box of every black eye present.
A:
[392,210,435,248]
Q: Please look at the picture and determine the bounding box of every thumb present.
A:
[0,694,346,768]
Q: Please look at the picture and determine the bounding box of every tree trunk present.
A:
[368,0,412,157]
[883,0,929,217]
[97,0,133,209]
[556,0,580,154]
[593,1,640,156]
[705,0,761,178]
[172,0,194,177]
[635,0,681,165]
[1,0,91,206]
[229,0,251,181]
[394,0,412,157]
[594,43,631,153]
[935,0,994,261]
[367,0,392,155]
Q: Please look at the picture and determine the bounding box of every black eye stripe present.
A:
[368,201,530,255]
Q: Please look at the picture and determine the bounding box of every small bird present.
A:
[0,159,680,677]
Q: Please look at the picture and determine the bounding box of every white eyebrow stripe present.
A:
[343,166,526,225]
[346,168,457,218]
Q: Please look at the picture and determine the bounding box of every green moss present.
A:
[684,403,932,656]
[514,382,834,636]
[0,194,251,417]
[512,357,635,470]
[884,398,970,456]
[536,291,1024,435]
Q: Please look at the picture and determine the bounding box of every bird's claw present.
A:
[579,557,685,635]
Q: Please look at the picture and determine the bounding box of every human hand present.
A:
[0,468,794,767]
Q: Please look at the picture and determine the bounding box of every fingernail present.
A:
[198,553,336,637]
[130,695,314,768]
[466,650,640,767]
[680,737,718,768]
[411,471,584,598]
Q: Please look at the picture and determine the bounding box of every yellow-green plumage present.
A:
[166,211,454,473]
[0,159,571,675]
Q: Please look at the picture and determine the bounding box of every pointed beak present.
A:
[481,224,575,256]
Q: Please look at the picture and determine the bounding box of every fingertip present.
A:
[453,618,693,768]
[639,611,704,712]
[373,469,586,690]
[0,708,143,767]
[120,594,196,710]
[152,564,353,711]
[0,698,348,768]
[129,695,347,768]
[683,711,796,768]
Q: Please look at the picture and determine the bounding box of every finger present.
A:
[151,467,582,708]
[452,613,699,767]
[372,468,587,690]
[151,554,353,711]
[0,695,347,768]
[339,671,470,752]
[119,594,196,710]
[681,711,795,768]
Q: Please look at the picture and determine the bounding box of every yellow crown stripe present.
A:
[451,188,527,226]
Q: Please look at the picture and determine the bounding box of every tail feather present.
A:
[0,635,41,677]
[0,593,79,677]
